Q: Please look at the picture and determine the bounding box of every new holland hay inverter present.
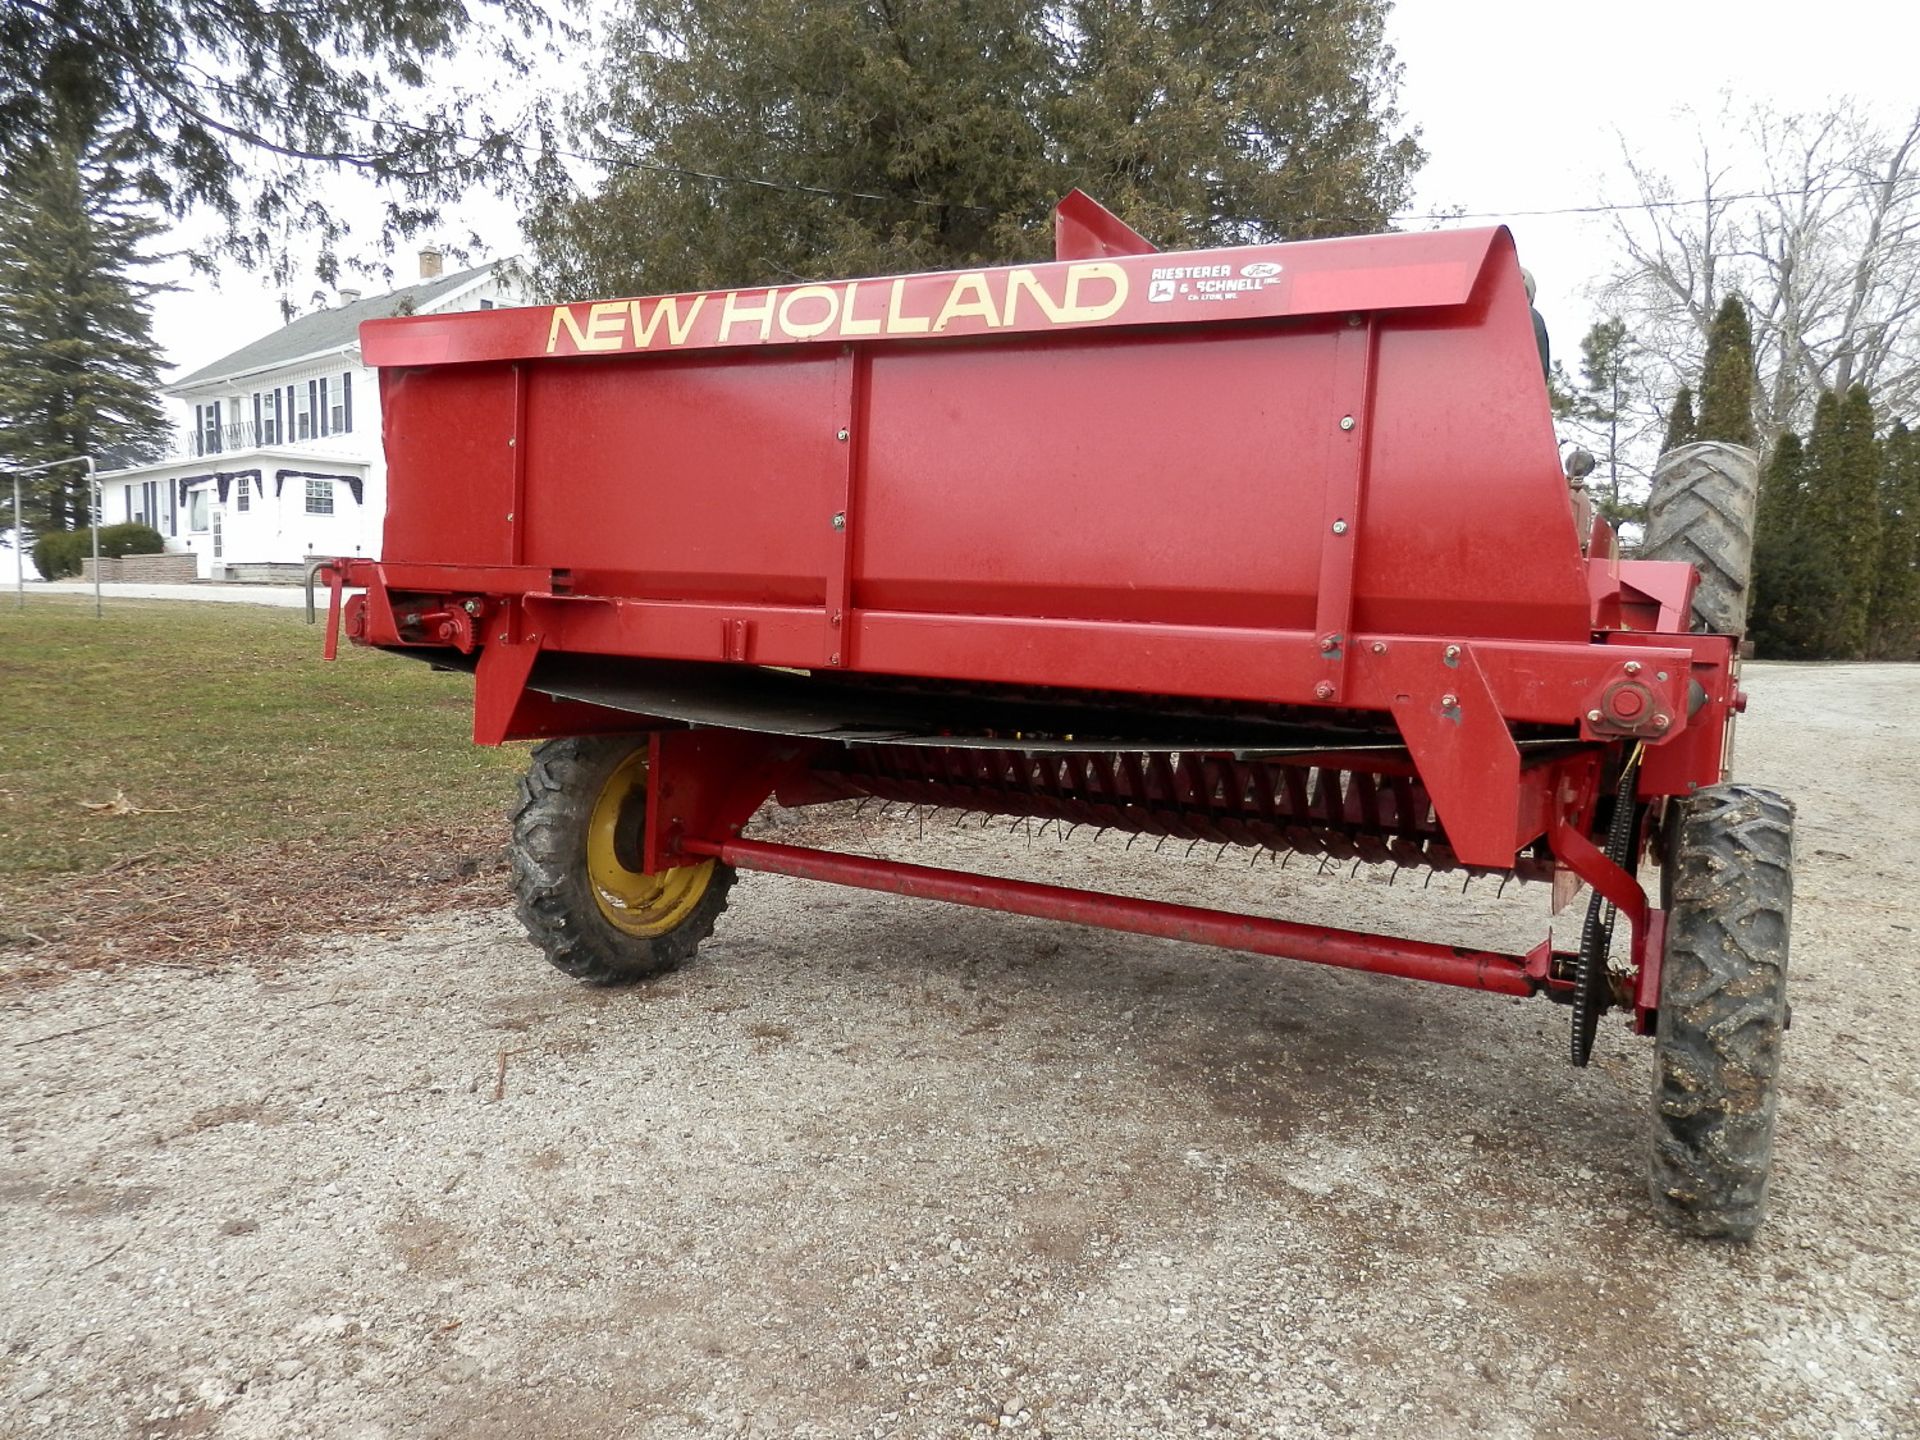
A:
[316,193,1793,1239]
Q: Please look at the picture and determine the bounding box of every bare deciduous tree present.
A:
[1603,102,1920,450]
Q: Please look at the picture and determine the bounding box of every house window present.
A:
[196,401,223,456]
[294,385,312,441]
[335,372,352,433]
[235,479,250,513]
[305,478,334,515]
[479,299,495,310]
[188,489,209,532]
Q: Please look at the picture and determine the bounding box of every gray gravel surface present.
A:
[3,663,1916,1439]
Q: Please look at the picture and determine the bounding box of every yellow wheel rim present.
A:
[585,750,715,937]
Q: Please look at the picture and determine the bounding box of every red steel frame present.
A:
[322,193,1743,1030]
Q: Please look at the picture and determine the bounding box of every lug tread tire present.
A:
[1640,441,1761,637]
[508,736,734,985]
[1649,783,1793,1240]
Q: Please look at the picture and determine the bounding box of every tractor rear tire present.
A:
[1648,782,1794,1240]
[1640,441,1761,638]
[509,736,734,984]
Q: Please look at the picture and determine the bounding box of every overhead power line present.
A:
[1393,176,1905,224]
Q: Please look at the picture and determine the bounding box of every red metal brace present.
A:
[1548,804,1653,977]
[306,559,347,661]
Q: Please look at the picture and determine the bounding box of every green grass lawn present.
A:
[0,596,526,962]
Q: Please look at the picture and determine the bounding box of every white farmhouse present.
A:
[98,251,527,581]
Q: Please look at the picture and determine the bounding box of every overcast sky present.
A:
[146,0,1920,385]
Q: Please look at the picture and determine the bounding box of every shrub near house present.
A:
[31,523,164,579]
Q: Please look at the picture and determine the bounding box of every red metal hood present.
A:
[359,224,1519,369]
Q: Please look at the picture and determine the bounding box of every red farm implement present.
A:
[316,193,1793,1239]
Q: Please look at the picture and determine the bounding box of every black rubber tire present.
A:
[509,736,734,984]
[1640,441,1761,638]
[1648,783,1793,1240]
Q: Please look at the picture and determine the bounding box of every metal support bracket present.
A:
[1312,316,1377,702]
[1390,643,1523,869]
[823,345,863,669]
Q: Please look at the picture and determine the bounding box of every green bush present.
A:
[100,521,165,558]
[30,531,82,578]
[31,522,165,579]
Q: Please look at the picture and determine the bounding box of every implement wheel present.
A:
[1648,783,1794,1239]
[509,736,734,984]
[1640,441,1761,638]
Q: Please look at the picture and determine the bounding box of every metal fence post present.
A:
[89,458,100,619]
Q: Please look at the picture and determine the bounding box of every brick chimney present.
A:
[418,247,444,280]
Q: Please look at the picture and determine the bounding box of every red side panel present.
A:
[519,351,842,605]
[379,365,516,566]
[369,224,1593,691]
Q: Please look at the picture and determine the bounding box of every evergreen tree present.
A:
[1547,360,1580,423]
[1663,386,1696,452]
[4,0,554,283]
[1696,296,1757,447]
[1793,385,1882,658]
[528,0,1424,299]
[1564,317,1638,520]
[0,126,171,534]
[1750,431,1813,657]
[1868,421,1920,659]
[1831,385,1885,657]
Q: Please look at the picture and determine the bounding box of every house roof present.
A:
[166,263,496,391]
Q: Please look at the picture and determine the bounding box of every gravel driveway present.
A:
[3,663,1916,1439]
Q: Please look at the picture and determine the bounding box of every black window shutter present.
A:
[193,405,203,452]
[253,392,262,442]
[342,372,352,433]
[310,379,320,437]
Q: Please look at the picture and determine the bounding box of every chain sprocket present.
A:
[1570,754,1642,1067]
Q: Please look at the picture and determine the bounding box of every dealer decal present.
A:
[1146,260,1284,305]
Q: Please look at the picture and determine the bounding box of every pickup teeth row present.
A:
[798,746,1552,881]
